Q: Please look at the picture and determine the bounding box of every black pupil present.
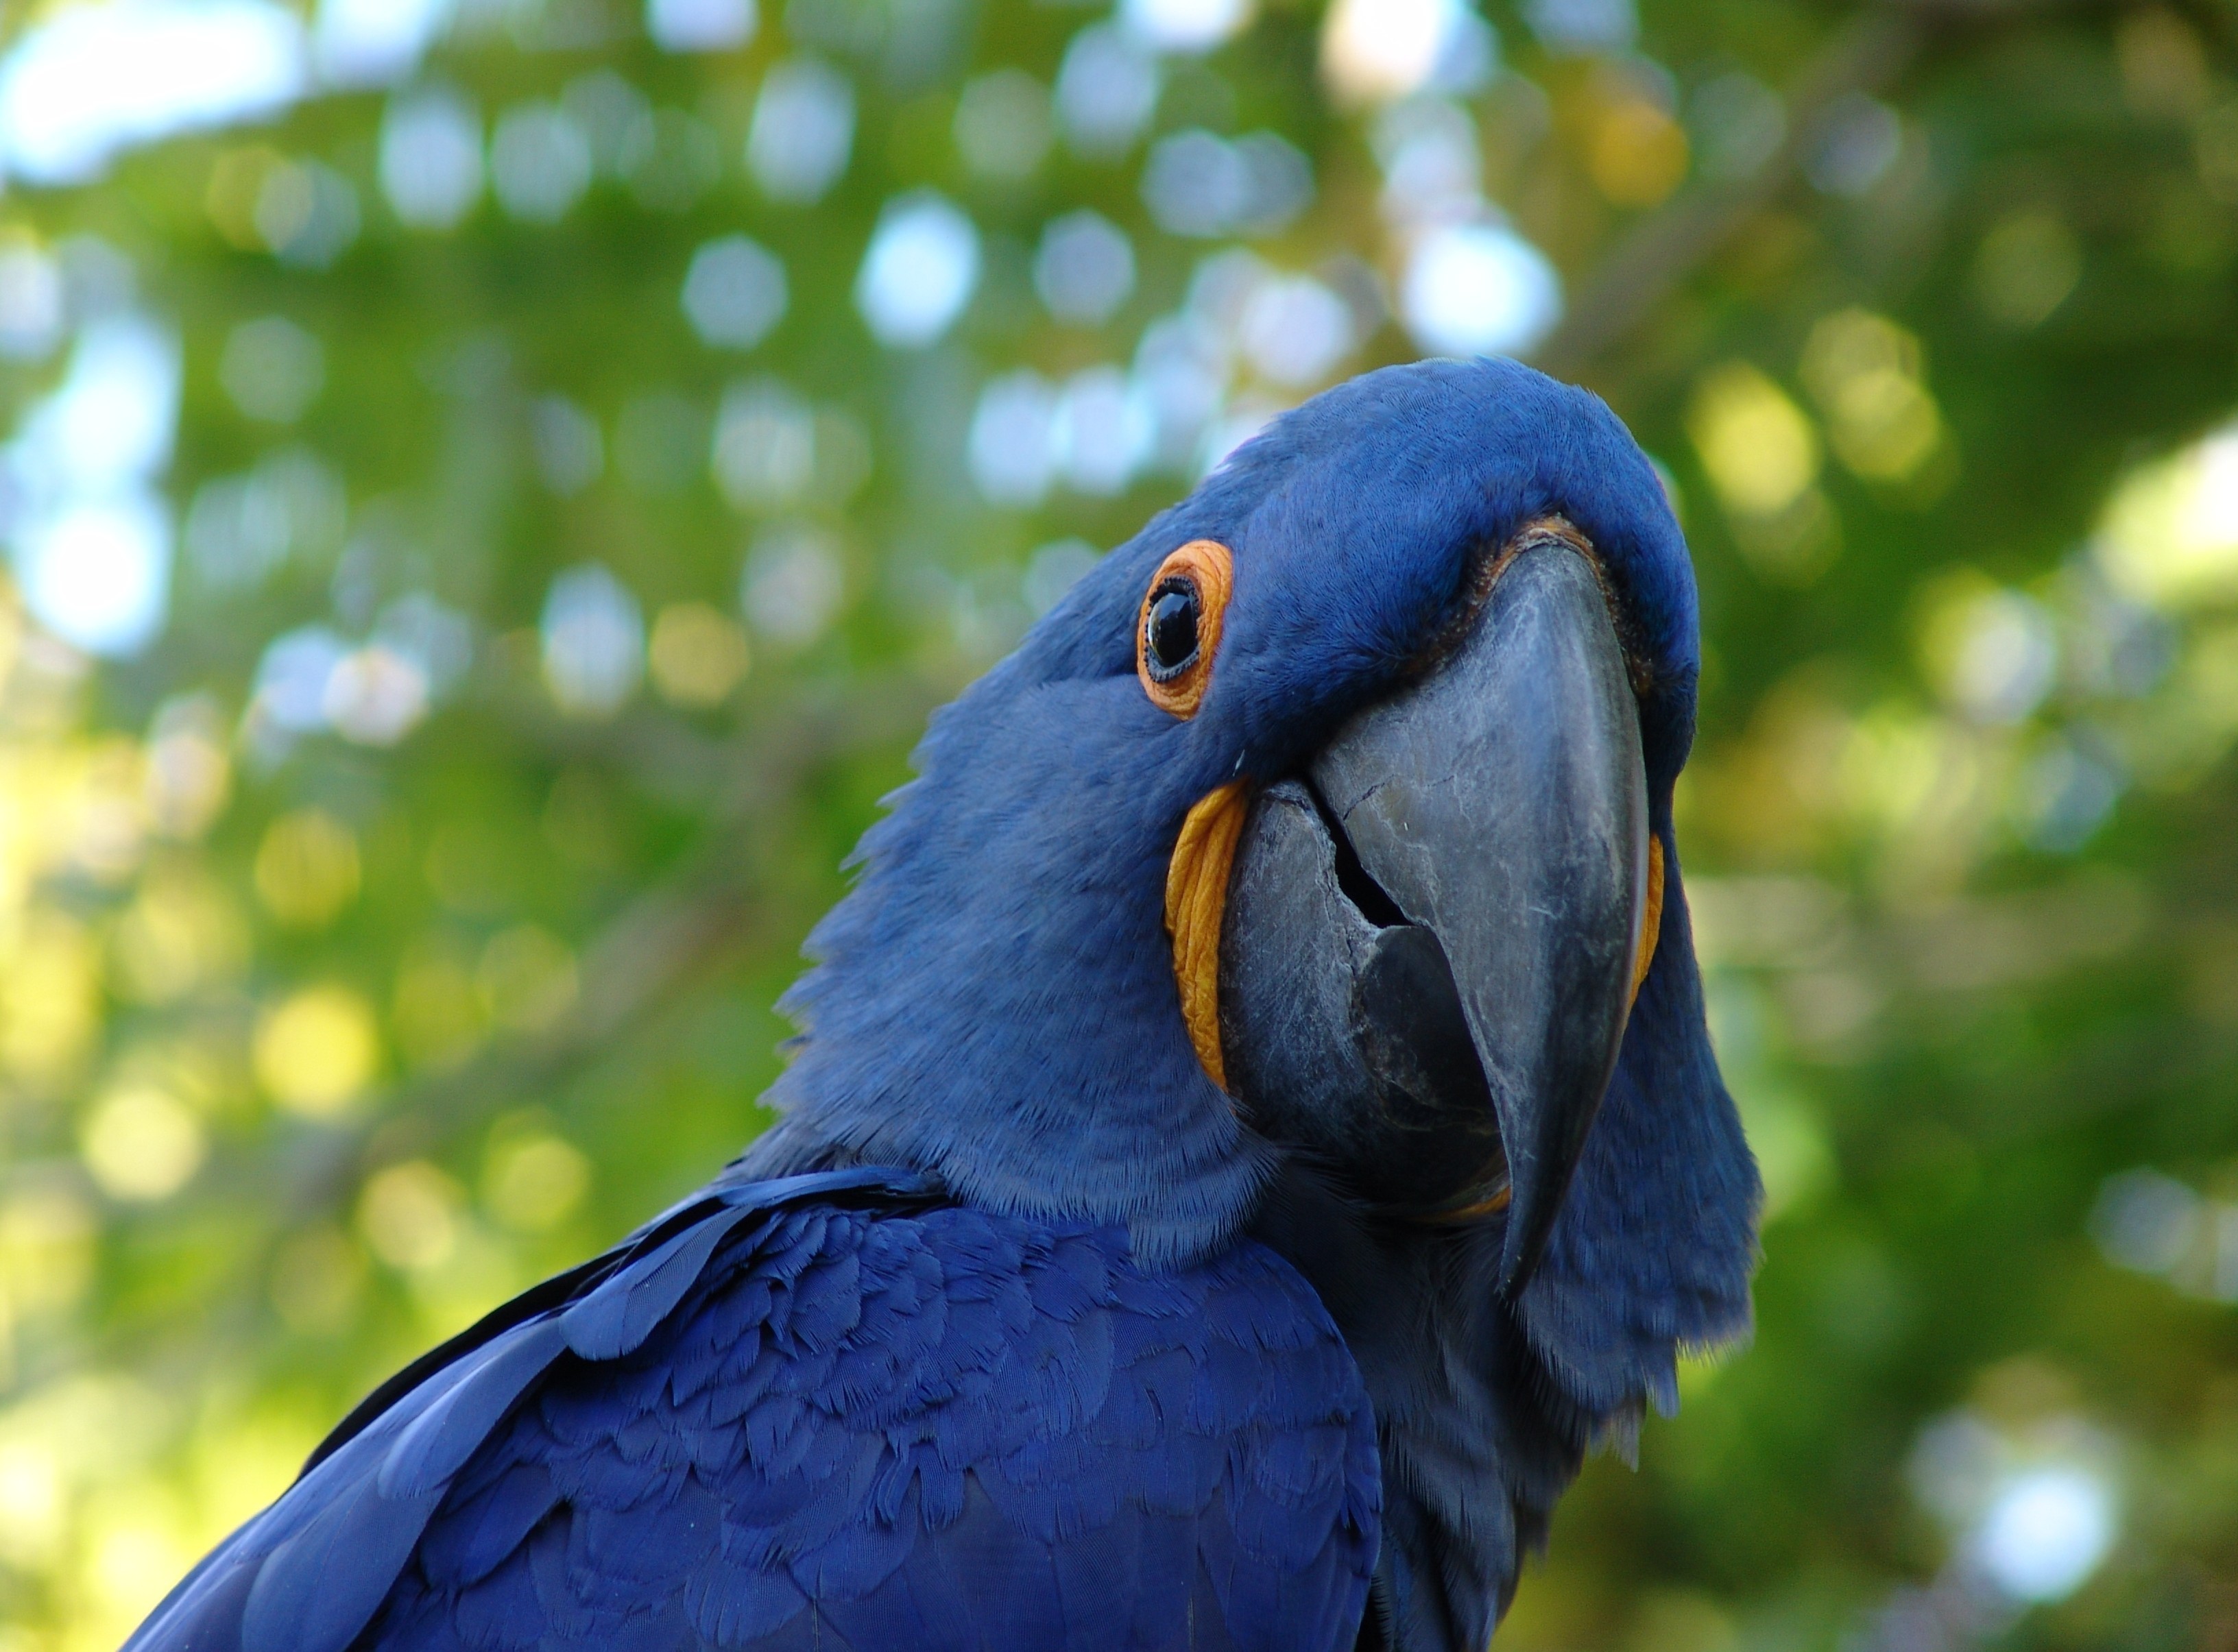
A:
[1146,583,1200,677]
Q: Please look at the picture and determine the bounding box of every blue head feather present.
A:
[769,356,1759,1365]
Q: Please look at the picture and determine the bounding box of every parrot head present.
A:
[772,356,1756,1398]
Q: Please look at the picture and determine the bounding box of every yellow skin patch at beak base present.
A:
[1168,789,1661,1146]
[1165,781,1251,1093]
[1632,834,1664,1008]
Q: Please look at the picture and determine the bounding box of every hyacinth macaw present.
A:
[130,358,1759,1652]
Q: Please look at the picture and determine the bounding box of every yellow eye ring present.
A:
[1137,539,1233,720]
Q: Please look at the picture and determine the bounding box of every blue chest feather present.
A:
[130,1171,1380,1652]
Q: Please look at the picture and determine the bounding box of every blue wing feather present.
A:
[126,1169,1380,1652]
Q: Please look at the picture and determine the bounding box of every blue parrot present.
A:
[129,358,1759,1652]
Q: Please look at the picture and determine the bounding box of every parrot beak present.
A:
[1220,527,1649,1297]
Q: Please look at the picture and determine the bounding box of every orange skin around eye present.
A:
[1142,539,1242,1091]
[1136,539,1234,720]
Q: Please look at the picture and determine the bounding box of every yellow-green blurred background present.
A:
[0,0,2231,1645]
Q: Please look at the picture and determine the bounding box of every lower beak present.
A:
[1220,531,1648,1296]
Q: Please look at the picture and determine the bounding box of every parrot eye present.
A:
[1137,538,1233,719]
[1144,581,1201,679]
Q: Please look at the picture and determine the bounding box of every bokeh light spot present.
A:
[746,57,854,203]
[619,107,722,213]
[1524,0,1635,54]
[1916,576,2057,726]
[1121,0,1255,55]
[254,984,379,1117]
[954,70,1053,180]
[80,1086,206,1202]
[1054,366,1154,495]
[1055,24,1159,158]
[2097,426,2238,607]
[1035,210,1136,326]
[253,807,361,929]
[324,644,431,746]
[1238,275,1353,388]
[540,563,645,718]
[1687,362,1819,519]
[969,371,1057,507]
[1142,129,1313,239]
[1399,221,1562,358]
[1321,0,1478,106]
[1806,93,1902,196]
[490,101,592,222]
[646,0,756,53]
[649,601,751,705]
[0,0,306,186]
[1975,1466,2116,1602]
[16,496,172,659]
[113,860,248,1004]
[855,193,981,348]
[0,913,101,1085]
[483,1118,592,1232]
[1973,209,2082,330]
[0,238,63,359]
[2091,1168,2202,1276]
[0,1441,64,1566]
[0,1184,96,1313]
[392,943,486,1072]
[1799,308,1948,485]
[357,1161,462,1272]
[531,396,604,496]
[682,234,788,350]
[743,526,843,645]
[712,377,815,511]
[1591,100,1689,208]
[252,157,360,267]
[220,315,324,424]
[1690,71,1785,182]
[379,86,483,230]
[313,0,451,88]
[185,448,346,590]
[145,696,232,839]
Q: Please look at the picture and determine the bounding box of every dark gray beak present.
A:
[1220,532,1648,1296]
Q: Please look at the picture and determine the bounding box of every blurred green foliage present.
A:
[0,0,2236,1647]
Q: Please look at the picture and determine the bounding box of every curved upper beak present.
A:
[1220,531,1648,1296]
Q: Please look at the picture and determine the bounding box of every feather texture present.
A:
[127,1169,1380,1652]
